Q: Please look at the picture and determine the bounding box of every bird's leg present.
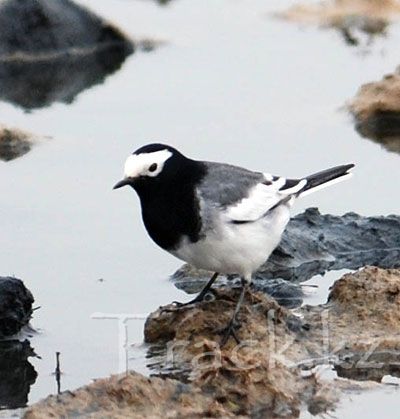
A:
[220,277,249,346]
[172,272,219,307]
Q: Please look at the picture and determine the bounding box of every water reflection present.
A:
[0,44,133,111]
[0,340,37,410]
[335,350,400,382]
[337,17,387,47]
[354,110,400,155]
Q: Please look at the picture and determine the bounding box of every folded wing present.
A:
[224,175,306,223]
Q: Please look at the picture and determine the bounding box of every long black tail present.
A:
[299,163,354,196]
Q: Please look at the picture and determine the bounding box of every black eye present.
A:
[149,163,158,172]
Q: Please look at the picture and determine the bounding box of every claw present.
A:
[171,288,217,308]
[171,300,185,307]
[159,297,201,314]
[219,319,241,346]
[170,296,201,308]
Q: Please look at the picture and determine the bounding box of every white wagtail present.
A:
[114,143,354,344]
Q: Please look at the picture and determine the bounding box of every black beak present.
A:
[113,178,132,190]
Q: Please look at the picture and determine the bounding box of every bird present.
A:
[114,143,354,344]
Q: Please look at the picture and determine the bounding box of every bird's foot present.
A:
[171,289,216,308]
[159,296,206,313]
[218,318,241,346]
[170,299,197,308]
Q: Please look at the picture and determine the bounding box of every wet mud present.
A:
[25,267,400,418]
[276,0,400,46]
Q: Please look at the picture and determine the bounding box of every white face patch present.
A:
[123,149,173,179]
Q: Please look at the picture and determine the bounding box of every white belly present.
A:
[170,206,290,279]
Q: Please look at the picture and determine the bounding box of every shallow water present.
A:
[0,0,399,414]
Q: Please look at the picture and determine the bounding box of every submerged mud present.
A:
[0,0,134,110]
[173,208,400,303]
[276,0,400,46]
[25,267,400,418]
[348,69,400,154]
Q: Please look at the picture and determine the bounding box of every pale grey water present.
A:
[0,0,399,415]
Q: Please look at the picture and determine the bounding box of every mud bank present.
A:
[25,267,400,418]
[348,69,400,154]
[173,208,400,302]
[276,0,400,46]
[0,126,37,162]
[0,0,134,109]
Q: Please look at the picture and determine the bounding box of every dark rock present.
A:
[252,277,303,308]
[260,208,400,282]
[0,0,134,110]
[0,277,34,338]
[0,340,37,410]
[0,0,132,56]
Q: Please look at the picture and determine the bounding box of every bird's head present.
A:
[113,143,186,191]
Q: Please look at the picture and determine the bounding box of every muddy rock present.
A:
[149,266,400,408]
[173,209,400,301]
[23,371,242,418]
[26,267,400,417]
[302,267,400,381]
[151,266,400,378]
[0,0,134,109]
[348,69,400,154]
[276,0,400,46]
[0,125,36,162]
[26,291,335,418]
[144,291,336,417]
[0,277,34,338]
[0,340,37,410]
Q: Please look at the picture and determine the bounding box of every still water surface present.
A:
[0,0,399,413]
